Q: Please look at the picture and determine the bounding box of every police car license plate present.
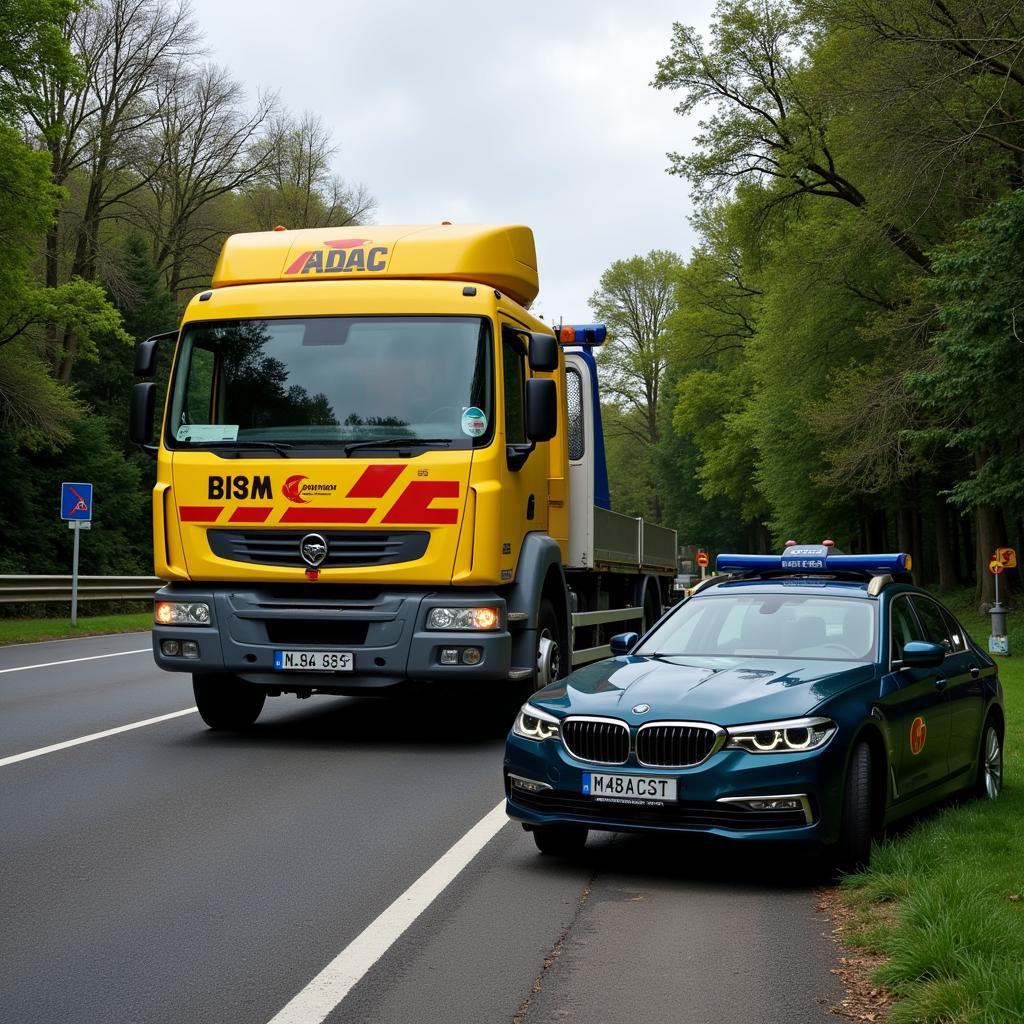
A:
[582,772,677,803]
[274,650,353,672]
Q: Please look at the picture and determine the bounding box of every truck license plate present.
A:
[582,772,677,803]
[273,650,353,672]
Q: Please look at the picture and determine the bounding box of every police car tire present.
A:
[533,825,588,856]
[835,740,872,873]
[193,672,265,730]
[973,718,1003,801]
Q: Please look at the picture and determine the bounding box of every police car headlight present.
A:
[155,601,211,626]
[726,717,835,754]
[513,704,560,741]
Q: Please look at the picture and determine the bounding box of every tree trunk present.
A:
[932,492,957,593]
[975,502,1001,609]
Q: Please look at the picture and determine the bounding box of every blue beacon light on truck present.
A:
[716,547,912,575]
[558,323,607,346]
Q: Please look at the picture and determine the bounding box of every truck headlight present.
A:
[726,717,835,754]
[513,704,560,741]
[426,606,501,630]
[155,601,211,626]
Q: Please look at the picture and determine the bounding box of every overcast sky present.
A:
[197,1,717,322]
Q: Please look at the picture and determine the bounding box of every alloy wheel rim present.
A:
[984,727,1002,800]
[536,630,559,690]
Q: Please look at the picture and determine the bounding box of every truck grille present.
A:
[264,620,369,646]
[208,530,429,569]
[561,718,630,765]
[636,723,722,767]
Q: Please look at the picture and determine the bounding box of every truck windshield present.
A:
[166,316,493,450]
[636,593,877,662]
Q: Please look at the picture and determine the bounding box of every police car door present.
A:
[883,594,952,801]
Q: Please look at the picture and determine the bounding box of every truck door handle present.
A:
[934,677,947,691]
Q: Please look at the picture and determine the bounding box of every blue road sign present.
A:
[61,482,93,521]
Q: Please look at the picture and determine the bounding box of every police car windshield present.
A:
[167,316,493,450]
[637,593,876,662]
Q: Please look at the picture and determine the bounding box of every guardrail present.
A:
[0,576,162,604]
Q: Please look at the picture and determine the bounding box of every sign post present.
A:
[988,547,1015,656]
[696,550,709,580]
[60,483,94,626]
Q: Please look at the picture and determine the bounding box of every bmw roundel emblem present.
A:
[300,533,328,568]
[632,704,650,715]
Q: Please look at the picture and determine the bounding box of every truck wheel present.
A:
[535,598,564,691]
[833,740,873,873]
[533,825,588,856]
[192,673,265,730]
[642,585,661,634]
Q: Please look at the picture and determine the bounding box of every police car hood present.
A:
[532,655,876,727]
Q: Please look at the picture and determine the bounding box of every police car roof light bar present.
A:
[716,549,911,576]
[558,323,607,347]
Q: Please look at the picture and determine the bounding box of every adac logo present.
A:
[282,475,338,504]
[284,238,389,276]
[910,715,927,756]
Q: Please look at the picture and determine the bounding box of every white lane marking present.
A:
[266,800,509,1024]
[0,707,198,768]
[0,648,150,675]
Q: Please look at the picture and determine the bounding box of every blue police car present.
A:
[504,546,1004,869]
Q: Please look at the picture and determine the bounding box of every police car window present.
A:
[940,607,969,653]
[909,598,953,654]
[890,597,923,661]
[566,367,585,460]
[637,593,876,662]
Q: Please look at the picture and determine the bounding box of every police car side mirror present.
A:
[528,333,558,373]
[130,381,157,457]
[525,378,557,442]
[609,632,639,656]
[898,641,945,670]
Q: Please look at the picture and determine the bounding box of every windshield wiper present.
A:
[200,440,294,457]
[342,437,452,456]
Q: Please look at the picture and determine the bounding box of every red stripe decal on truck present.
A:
[381,481,460,524]
[229,507,273,523]
[347,465,403,499]
[180,506,223,523]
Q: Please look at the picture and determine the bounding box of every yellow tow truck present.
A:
[130,224,676,728]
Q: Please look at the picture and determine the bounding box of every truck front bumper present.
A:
[152,583,513,693]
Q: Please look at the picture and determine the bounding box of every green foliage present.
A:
[911,189,1024,508]
[0,0,79,120]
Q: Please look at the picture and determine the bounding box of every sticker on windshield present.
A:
[176,424,239,442]
[461,407,487,437]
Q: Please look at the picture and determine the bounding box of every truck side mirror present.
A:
[134,338,159,377]
[528,333,558,373]
[525,378,557,441]
[130,381,157,456]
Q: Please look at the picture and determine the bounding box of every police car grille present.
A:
[636,724,719,768]
[208,530,429,568]
[561,719,630,765]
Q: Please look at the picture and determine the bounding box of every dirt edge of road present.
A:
[819,886,896,1022]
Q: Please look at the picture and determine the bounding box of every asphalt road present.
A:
[2,632,843,1024]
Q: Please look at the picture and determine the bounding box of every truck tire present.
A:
[535,598,564,691]
[642,584,662,635]
[193,673,265,730]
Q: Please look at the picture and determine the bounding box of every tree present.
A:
[590,250,683,521]
[245,112,375,229]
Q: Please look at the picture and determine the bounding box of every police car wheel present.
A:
[834,740,872,873]
[533,825,588,856]
[193,673,265,730]
[974,719,1003,801]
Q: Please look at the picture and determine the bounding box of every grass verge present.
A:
[838,592,1024,1024]
[0,611,152,646]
